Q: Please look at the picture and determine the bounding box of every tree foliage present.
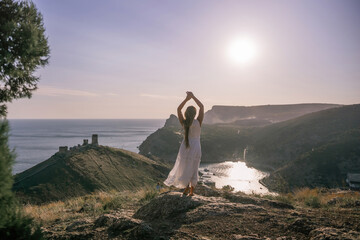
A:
[0,120,44,239]
[0,0,48,238]
[0,0,50,117]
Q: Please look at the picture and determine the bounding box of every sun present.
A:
[227,37,258,64]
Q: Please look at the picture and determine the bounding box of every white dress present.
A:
[164,119,202,188]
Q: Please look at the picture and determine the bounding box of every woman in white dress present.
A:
[164,91,204,196]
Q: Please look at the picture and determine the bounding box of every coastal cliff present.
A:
[139,119,249,163]
[139,104,360,191]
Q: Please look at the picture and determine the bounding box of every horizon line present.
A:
[6,118,167,120]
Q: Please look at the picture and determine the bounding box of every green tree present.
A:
[0,0,49,238]
[0,121,43,239]
[0,0,50,117]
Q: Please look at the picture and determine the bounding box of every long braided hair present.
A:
[183,106,197,148]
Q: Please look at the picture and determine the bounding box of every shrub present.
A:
[139,190,158,203]
[304,196,322,208]
[222,185,235,192]
[102,195,123,211]
[293,188,323,208]
[274,194,294,205]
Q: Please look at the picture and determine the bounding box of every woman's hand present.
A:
[185,91,192,100]
[186,91,194,99]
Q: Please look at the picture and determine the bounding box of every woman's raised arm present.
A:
[177,93,191,125]
[187,92,204,126]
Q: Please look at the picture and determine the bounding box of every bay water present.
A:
[8,119,271,194]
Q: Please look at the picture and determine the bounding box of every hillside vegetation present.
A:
[247,104,360,170]
[13,145,170,204]
[262,129,360,191]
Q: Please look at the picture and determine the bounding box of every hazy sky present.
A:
[7,0,360,119]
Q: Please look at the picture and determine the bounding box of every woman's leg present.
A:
[188,185,194,196]
[188,170,198,196]
[183,185,190,195]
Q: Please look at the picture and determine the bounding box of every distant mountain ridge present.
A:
[13,145,169,204]
[204,103,340,125]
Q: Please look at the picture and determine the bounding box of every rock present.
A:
[129,223,155,240]
[327,197,339,205]
[310,227,360,240]
[94,214,119,228]
[224,192,294,209]
[224,193,261,205]
[164,114,181,128]
[232,235,262,240]
[108,216,143,235]
[66,219,91,232]
[290,211,301,216]
[133,192,205,221]
[287,218,314,235]
[203,181,216,188]
[263,199,294,209]
[61,232,95,239]
[340,200,360,208]
[186,202,265,223]
[93,213,157,240]
[195,183,221,197]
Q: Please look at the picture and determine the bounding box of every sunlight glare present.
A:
[227,37,258,64]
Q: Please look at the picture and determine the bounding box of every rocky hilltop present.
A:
[39,185,360,240]
[204,103,340,125]
[13,145,170,204]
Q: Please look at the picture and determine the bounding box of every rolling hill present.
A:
[262,129,360,191]
[247,104,360,170]
[13,145,170,204]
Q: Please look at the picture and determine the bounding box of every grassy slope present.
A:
[262,129,360,191]
[13,145,169,204]
[247,104,360,169]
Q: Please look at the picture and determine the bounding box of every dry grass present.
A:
[24,188,160,225]
[261,188,360,208]
[24,186,360,227]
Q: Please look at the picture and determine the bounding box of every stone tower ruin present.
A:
[92,134,98,145]
[59,146,68,153]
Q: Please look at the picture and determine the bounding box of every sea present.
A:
[8,119,165,174]
[8,119,271,194]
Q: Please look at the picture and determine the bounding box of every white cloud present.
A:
[36,86,99,97]
[140,93,182,100]
[105,93,120,96]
